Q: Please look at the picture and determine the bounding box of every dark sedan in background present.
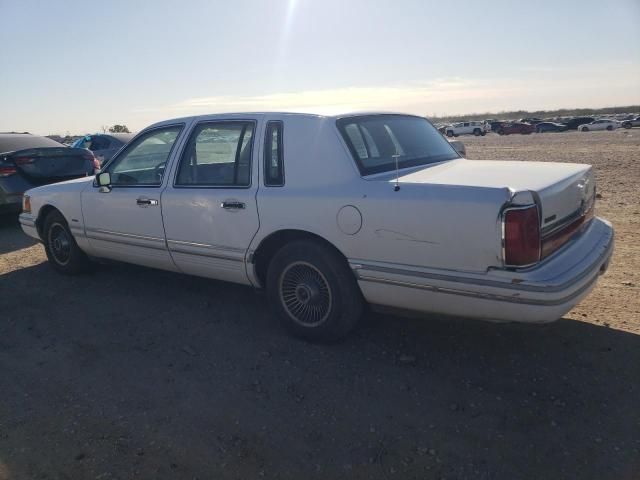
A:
[536,122,568,133]
[496,122,535,135]
[562,117,595,130]
[0,133,99,214]
[71,133,134,165]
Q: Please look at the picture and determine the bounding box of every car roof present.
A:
[0,133,64,154]
[148,111,425,129]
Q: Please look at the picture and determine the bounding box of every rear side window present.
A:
[264,121,284,186]
[337,115,459,176]
[176,121,255,187]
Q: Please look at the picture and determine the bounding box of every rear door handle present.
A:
[221,201,245,210]
[136,197,158,207]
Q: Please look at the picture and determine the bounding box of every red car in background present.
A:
[496,122,535,135]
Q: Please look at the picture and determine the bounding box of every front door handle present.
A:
[221,201,245,210]
[136,197,158,207]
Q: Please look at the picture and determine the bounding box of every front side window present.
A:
[107,126,182,186]
[337,115,459,176]
[176,121,255,187]
[264,121,284,186]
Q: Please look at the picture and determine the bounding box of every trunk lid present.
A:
[389,159,595,231]
[9,147,94,183]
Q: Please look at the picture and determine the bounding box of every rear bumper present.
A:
[352,217,614,323]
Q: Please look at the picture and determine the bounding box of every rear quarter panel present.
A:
[253,116,510,273]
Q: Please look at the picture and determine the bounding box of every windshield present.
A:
[336,115,459,176]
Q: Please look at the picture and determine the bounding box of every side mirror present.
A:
[96,172,111,192]
[97,172,111,186]
[448,140,466,157]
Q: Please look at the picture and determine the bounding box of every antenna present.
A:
[392,154,400,191]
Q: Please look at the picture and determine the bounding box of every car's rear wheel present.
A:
[497,129,505,135]
[43,210,93,274]
[446,131,454,137]
[266,240,363,341]
[622,122,631,129]
[473,128,481,136]
[581,127,589,132]
[606,125,613,131]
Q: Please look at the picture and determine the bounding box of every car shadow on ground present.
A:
[0,261,638,480]
[0,214,36,255]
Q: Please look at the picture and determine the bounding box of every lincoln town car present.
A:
[20,113,614,340]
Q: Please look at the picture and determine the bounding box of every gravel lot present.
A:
[1,130,639,480]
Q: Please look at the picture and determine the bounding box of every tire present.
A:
[266,240,363,342]
[498,129,505,135]
[536,127,542,133]
[622,122,631,129]
[606,125,613,131]
[43,210,93,274]
[473,128,481,136]
[581,127,589,132]
[446,131,454,137]
[480,131,486,136]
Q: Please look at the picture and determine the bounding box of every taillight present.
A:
[503,205,541,266]
[0,165,17,177]
[22,195,31,214]
[83,153,100,172]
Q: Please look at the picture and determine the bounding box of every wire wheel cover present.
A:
[48,223,71,265]
[279,261,333,326]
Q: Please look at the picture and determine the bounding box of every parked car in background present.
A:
[20,112,613,341]
[519,117,544,125]
[536,122,568,133]
[71,133,134,165]
[1,133,99,214]
[496,122,535,135]
[578,119,618,132]
[621,116,640,129]
[489,120,505,132]
[445,121,490,137]
[563,117,595,130]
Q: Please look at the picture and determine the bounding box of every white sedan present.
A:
[20,112,614,340]
[578,119,619,132]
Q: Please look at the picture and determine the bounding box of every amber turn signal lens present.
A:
[22,195,31,214]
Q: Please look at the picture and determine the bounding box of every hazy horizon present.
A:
[1,0,639,135]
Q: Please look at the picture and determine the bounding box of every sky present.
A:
[1,0,639,135]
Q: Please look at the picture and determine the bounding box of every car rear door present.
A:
[81,124,186,271]
[160,118,261,285]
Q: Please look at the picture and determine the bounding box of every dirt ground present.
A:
[0,130,638,480]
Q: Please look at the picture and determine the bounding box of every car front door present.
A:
[80,124,185,271]
[161,119,261,285]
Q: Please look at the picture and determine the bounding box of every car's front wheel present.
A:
[266,240,363,341]
[473,128,481,136]
[581,127,589,132]
[43,210,93,274]
[606,125,613,131]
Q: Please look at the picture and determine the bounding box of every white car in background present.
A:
[578,119,619,132]
[20,112,613,341]
[621,116,640,129]
[445,121,490,137]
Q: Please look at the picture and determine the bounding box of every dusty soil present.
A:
[0,130,639,480]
